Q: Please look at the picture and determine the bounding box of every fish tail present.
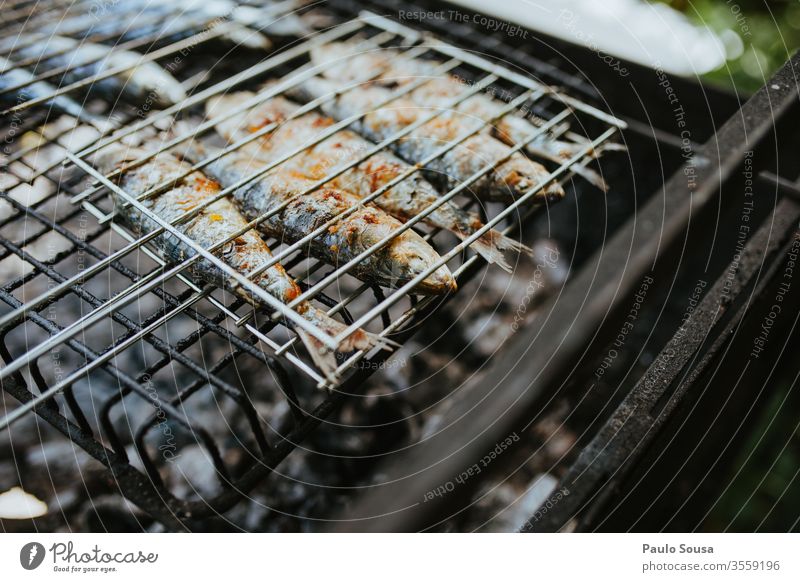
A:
[525,140,616,192]
[570,164,609,192]
[568,141,626,192]
[298,305,397,377]
[457,227,532,273]
[543,181,567,200]
[294,326,340,378]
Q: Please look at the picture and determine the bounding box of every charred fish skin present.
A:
[15,35,187,108]
[311,43,613,190]
[92,144,382,374]
[0,56,108,130]
[92,144,303,306]
[292,76,564,203]
[207,93,531,270]
[192,147,456,295]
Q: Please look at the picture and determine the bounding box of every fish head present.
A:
[310,41,394,83]
[309,42,356,77]
[500,159,565,203]
[385,234,456,295]
[130,62,188,108]
[205,92,260,139]
[91,143,143,174]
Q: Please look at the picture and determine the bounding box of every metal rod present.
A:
[0,23,237,115]
[285,109,574,312]
[359,10,628,130]
[71,18,366,160]
[335,126,619,343]
[69,152,337,343]
[91,31,412,215]
[242,84,551,315]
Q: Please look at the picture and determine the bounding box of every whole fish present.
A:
[206,92,531,271]
[292,76,564,203]
[182,140,457,295]
[15,35,187,108]
[37,0,272,51]
[0,57,109,130]
[310,42,616,190]
[92,143,386,376]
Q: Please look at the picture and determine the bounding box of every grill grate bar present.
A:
[334,125,618,343]
[358,11,628,130]
[0,0,636,525]
[92,31,413,217]
[1,13,622,391]
[71,19,366,161]
[94,206,326,383]
[0,0,303,103]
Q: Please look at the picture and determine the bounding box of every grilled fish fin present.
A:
[459,228,532,273]
[295,327,340,378]
[524,143,609,193]
[299,306,397,378]
[568,164,609,192]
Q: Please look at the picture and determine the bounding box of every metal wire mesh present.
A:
[0,2,624,525]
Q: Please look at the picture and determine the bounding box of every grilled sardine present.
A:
[181,139,457,295]
[0,56,108,130]
[15,35,187,108]
[310,42,617,190]
[93,143,387,376]
[39,0,272,50]
[292,78,564,203]
[206,92,530,271]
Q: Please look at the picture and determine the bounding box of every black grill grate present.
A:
[0,0,625,528]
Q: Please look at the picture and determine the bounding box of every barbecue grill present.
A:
[1,0,798,532]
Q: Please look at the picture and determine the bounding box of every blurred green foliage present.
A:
[704,379,800,532]
[654,0,800,92]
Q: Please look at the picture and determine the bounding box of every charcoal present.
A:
[80,495,151,532]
